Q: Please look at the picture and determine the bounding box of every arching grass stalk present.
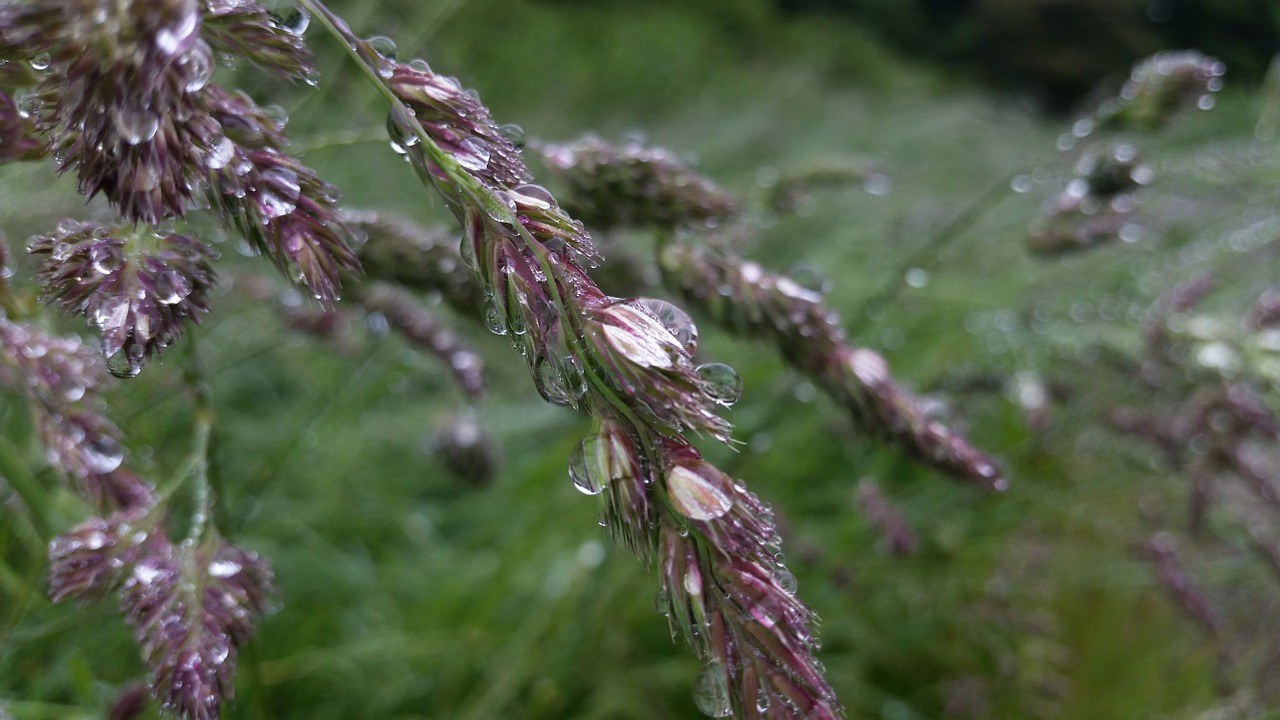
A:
[302,2,842,716]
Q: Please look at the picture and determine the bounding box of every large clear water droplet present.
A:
[182,39,214,92]
[636,298,697,356]
[258,167,300,219]
[692,662,732,717]
[456,137,492,172]
[155,269,191,305]
[90,245,122,275]
[277,6,310,35]
[205,134,235,170]
[82,433,124,474]
[114,107,160,146]
[484,302,507,336]
[366,35,398,61]
[498,123,526,149]
[786,263,831,295]
[695,362,742,405]
[568,435,608,495]
[667,464,733,521]
[509,183,556,211]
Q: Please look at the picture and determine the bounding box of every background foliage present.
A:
[3,1,1279,718]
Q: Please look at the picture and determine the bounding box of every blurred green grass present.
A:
[4,1,1280,718]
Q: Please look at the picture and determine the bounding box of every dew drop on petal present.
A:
[366,35,398,61]
[775,566,798,594]
[277,6,310,35]
[82,433,124,474]
[456,137,492,172]
[509,183,556,211]
[205,135,235,169]
[692,662,732,718]
[182,40,214,92]
[667,464,733,521]
[568,435,609,495]
[258,167,300,219]
[114,107,160,146]
[90,245,122,275]
[695,362,742,405]
[484,303,507,336]
[208,559,241,578]
[636,298,697,356]
[786,263,831,295]
[498,123,526,149]
[155,269,191,305]
[29,52,50,71]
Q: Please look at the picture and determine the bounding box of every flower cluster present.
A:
[539,134,739,230]
[533,132,1002,488]
[1028,142,1152,255]
[301,3,842,714]
[29,220,215,376]
[1,0,360,375]
[1097,51,1226,131]
[49,507,275,720]
[1,306,274,720]
[659,240,1005,490]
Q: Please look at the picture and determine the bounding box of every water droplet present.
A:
[181,39,213,92]
[456,137,492,172]
[208,559,241,578]
[114,107,160,145]
[786,263,831,295]
[484,303,507,336]
[509,183,556,211]
[260,104,288,130]
[695,362,742,405]
[1010,174,1033,193]
[258,167,300,219]
[277,6,310,35]
[498,123,526,149]
[692,662,732,717]
[775,566,798,594]
[667,464,733,521]
[654,587,670,616]
[862,171,892,196]
[82,433,124,474]
[155,269,191,305]
[905,267,930,288]
[90,245,122,275]
[28,52,50,71]
[568,435,608,495]
[366,35,398,61]
[635,298,697,355]
[14,91,38,119]
[156,9,198,55]
[205,134,235,169]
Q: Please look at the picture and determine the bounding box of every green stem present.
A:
[0,428,53,538]
[850,174,1011,332]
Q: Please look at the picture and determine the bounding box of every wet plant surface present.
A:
[2,1,1280,719]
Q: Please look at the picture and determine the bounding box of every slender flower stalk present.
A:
[348,210,488,318]
[538,134,739,230]
[301,3,840,715]
[535,134,1002,488]
[355,281,485,398]
[659,240,1005,490]
[854,477,917,556]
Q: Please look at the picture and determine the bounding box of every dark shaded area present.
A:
[773,0,1279,109]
